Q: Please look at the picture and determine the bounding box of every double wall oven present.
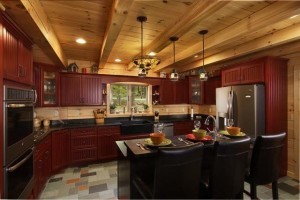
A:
[3,85,35,199]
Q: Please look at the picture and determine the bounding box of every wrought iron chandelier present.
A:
[199,30,208,81]
[133,16,160,77]
[169,36,179,81]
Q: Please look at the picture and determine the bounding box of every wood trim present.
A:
[0,14,4,199]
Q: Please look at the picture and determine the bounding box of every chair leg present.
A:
[272,181,279,200]
[250,183,257,199]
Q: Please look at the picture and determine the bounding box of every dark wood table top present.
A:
[122,135,231,158]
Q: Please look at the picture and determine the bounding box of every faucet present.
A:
[204,115,218,139]
[130,107,135,121]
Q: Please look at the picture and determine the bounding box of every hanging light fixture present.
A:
[199,30,208,81]
[169,36,179,81]
[133,16,160,77]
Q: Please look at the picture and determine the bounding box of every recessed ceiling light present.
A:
[76,38,86,44]
[115,58,122,62]
[290,14,299,19]
[194,55,199,58]
[148,52,156,56]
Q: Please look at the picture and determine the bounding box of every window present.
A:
[109,83,150,114]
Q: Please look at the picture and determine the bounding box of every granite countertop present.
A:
[34,114,209,144]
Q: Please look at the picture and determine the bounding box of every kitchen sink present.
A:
[120,120,153,135]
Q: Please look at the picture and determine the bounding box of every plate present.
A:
[219,130,246,138]
[144,138,172,147]
[185,134,214,144]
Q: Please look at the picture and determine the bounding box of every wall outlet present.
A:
[54,110,59,117]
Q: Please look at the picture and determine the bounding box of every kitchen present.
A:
[0,0,299,199]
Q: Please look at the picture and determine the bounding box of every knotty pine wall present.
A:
[286,53,299,180]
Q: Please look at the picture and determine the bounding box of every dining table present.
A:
[116,133,250,199]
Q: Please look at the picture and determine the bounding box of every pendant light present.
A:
[170,36,179,81]
[133,16,160,77]
[199,30,208,81]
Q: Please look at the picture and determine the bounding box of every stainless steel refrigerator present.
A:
[216,84,265,139]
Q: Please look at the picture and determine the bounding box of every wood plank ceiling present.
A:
[1,0,300,74]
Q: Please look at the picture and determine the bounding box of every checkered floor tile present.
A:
[39,160,299,199]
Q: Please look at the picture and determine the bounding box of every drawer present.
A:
[72,127,97,136]
[71,148,97,163]
[71,134,97,149]
[98,126,120,135]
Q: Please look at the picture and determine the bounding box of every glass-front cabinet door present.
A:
[189,76,204,104]
[43,71,58,106]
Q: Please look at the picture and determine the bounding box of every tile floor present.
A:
[39,160,299,199]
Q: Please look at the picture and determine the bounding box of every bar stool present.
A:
[132,143,204,199]
[200,137,251,199]
[244,132,286,199]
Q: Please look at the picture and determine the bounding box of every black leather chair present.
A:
[132,143,204,199]
[244,132,286,199]
[201,137,251,199]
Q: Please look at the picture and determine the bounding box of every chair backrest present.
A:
[249,132,286,185]
[153,143,204,199]
[209,137,251,199]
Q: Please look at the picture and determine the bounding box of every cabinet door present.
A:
[189,76,204,104]
[3,28,18,81]
[52,130,70,172]
[222,67,241,86]
[81,75,101,105]
[240,62,264,84]
[160,79,175,104]
[60,74,81,106]
[175,79,188,104]
[98,126,120,160]
[204,76,221,105]
[42,66,60,106]
[18,41,33,85]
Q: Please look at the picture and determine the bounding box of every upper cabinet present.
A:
[34,63,60,107]
[60,73,101,106]
[188,75,221,105]
[222,59,264,86]
[160,79,188,104]
[2,15,33,86]
[188,76,204,104]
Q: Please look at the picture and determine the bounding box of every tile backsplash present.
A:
[35,104,216,120]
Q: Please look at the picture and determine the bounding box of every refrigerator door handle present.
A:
[227,92,231,119]
[229,90,233,119]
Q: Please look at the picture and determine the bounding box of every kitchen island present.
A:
[116,136,231,199]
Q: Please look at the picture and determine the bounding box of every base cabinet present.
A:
[34,134,52,198]
[52,130,70,173]
[98,126,120,161]
[70,128,97,164]
[174,121,194,136]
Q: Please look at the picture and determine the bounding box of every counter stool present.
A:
[244,132,286,199]
[132,143,204,199]
[201,137,251,199]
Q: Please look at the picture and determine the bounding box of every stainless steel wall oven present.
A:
[3,85,35,199]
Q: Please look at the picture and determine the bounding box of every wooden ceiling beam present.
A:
[1,0,68,68]
[178,22,300,73]
[153,1,300,72]
[127,0,229,70]
[98,0,134,69]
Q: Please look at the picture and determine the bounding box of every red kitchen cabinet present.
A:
[34,63,60,107]
[34,134,52,198]
[98,126,120,160]
[52,129,70,173]
[204,75,221,105]
[160,79,188,104]
[222,59,264,86]
[3,16,33,85]
[70,128,97,164]
[175,79,188,104]
[160,79,175,104]
[188,76,204,104]
[60,73,101,106]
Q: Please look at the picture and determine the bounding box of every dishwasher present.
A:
[154,123,174,137]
